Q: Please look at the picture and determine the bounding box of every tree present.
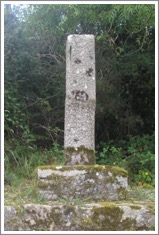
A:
[4,3,155,148]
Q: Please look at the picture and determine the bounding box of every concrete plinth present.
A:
[37,165,128,201]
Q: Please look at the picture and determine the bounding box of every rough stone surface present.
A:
[37,165,128,201]
[4,202,155,231]
[4,206,28,231]
[64,34,96,165]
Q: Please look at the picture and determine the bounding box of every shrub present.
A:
[96,134,155,185]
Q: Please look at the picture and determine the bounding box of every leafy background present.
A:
[4,4,155,186]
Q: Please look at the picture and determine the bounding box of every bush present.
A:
[96,134,155,185]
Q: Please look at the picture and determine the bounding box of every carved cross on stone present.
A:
[64,35,96,165]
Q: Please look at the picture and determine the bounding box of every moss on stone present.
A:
[37,164,128,177]
[49,208,62,225]
[11,205,24,218]
[87,203,124,230]
[147,204,155,215]
[38,165,64,170]
[91,203,139,230]
[64,145,95,165]
[98,202,117,207]
[117,187,127,200]
[129,205,141,210]
[63,205,76,215]
[111,165,128,177]
[36,164,128,201]
[80,203,149,231]
[120,218,137,231]
[38,174,74,191]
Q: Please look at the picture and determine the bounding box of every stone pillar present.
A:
[64,35,96,165]
[37,35,128,203]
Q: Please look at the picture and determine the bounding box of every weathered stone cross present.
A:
[4,35,154,232]
[64,35,96,165]
[37,35,128,202]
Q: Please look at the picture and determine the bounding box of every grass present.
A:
[127,185,155,202]
[4,178,49,206]
[58,196,92,206]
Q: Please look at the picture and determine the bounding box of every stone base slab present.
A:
[37,165,128,201]
[4,202,155,231]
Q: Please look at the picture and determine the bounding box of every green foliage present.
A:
[126,134,155,185]
[96,134,155,185]
[4,4,155,185]
[4,141,64,179]
[4,4,65,148]
[4,4,155,146]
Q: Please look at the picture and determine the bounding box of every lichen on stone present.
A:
[64,145,95,165]
[4,202,155,231]
[36,164,128,201]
